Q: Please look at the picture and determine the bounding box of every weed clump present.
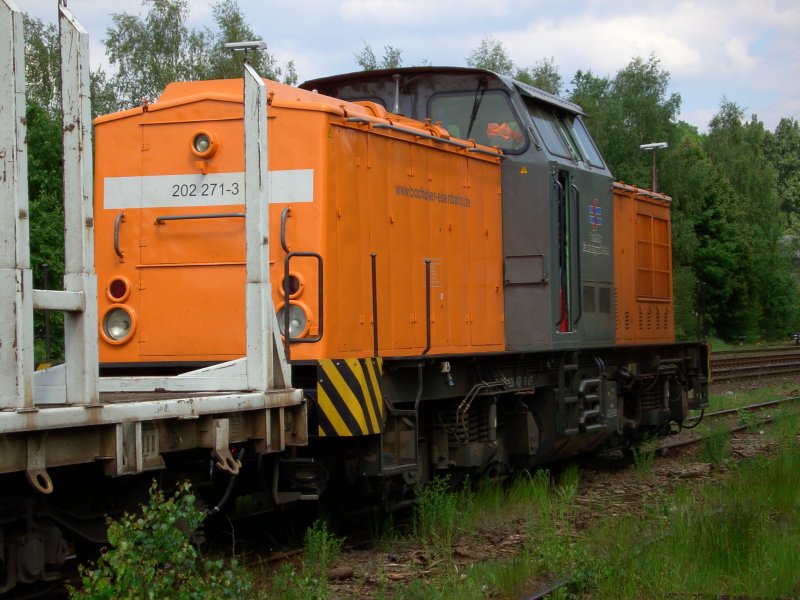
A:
[270,519,344,600]
[414,475,460,565]
[69,481,251,600]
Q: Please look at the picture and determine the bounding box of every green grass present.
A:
[259,410,800,599]
[413,475,464,566]
[267,519,343,600]
[707,382,800,412]
[585,443,800,598]
[699,423,730,463]
[405,418,799,599]
[630,435,657,476]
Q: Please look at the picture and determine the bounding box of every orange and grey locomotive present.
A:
[93,66,707,507]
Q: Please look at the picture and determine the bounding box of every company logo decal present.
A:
[589,198,603,231]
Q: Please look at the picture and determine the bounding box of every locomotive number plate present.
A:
[104,170,314,209]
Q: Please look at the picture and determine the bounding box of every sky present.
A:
[16,0,800,133]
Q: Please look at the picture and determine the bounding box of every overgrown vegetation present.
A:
[69,482,252,599]
[258,395,800,599]
[586,415,800,598]
[77,396,789,599]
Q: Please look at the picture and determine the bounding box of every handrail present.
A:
[283,251,323,351]
[154,212,245,224]
[371,253,379,357]
[422,259,432,355]
[113,210,125,258]
[345,118,503,159]
[571,183,583,326]
[554,178,566,328]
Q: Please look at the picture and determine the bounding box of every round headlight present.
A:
[104,307,132,341]
[191,131,217,157]
[193,133,210,153]
[277,304,308,339]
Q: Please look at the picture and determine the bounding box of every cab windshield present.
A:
[429,90,527,152]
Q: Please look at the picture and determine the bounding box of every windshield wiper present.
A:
[465,78,487,140]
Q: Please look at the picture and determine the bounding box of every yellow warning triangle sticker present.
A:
[520,166,528,174]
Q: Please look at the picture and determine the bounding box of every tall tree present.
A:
[22,15,60,113]
[21,16,68,360]
[206,0,287,81]
[602,55,680,185]
[567,69,612,148]
[704,100,798,339]
[105,0,208,107]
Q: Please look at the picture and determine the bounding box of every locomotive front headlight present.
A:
[102,306,135,344]
[193,133,210,153]
[191,131,217,157]
[277,303,308,339]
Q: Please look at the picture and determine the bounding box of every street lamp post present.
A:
[639,142,668,192]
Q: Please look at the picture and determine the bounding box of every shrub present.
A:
[69,481,252,600]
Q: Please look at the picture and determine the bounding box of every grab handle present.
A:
[154,212,245,224]
[113,210,125,258]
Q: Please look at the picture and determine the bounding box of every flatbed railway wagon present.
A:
[1,4,305,592]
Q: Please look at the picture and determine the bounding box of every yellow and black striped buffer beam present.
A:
[317,358,385,437]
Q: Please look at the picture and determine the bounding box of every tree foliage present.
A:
[569,54,680,185]
[466,35,514,74]
[704,101,798,338]
[515,57,563,96]
[766,117,800,216]
[354,41,403,70]
[466,36,562,95]
[104,0,293,109]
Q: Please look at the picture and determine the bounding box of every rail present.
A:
[710,350,800,383]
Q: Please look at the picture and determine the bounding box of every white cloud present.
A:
[724,36,759,72]
[338,0,514,24]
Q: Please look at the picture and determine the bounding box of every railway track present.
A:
[710,347,800,384]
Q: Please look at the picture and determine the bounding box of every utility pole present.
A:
[639,142,668,192]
